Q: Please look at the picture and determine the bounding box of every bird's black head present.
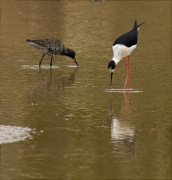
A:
[108,60,116,71]
[108,61,116,86]
[66,49,79,67]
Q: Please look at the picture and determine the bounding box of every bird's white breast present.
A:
[112,44,136,65]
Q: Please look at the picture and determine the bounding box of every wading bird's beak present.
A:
[73,58,79,67]
[110,72,113,86]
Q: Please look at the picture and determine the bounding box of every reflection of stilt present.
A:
[109,93,135,157]
[123,91,130,124]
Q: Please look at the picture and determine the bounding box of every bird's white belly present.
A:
[112,44,136,64]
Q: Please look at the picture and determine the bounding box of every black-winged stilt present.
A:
[26,38,79,68]
[108,20,145,90]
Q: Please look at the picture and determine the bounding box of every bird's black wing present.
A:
[113,30,138,48]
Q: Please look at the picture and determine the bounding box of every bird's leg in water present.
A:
[50,56,53,67]
[124,75,128,91]
[124,57,127,67]
[39,54,45,68]
[124,56,130,91]
[127,56,130,90]
[124,57,128,91]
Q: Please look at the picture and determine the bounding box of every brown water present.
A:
[1,1,171,179]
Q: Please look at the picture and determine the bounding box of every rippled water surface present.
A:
[1,1,171,179]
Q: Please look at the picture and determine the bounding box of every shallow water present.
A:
[105,88,143,93]
[1,1,171,179]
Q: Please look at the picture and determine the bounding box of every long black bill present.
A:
[74,58,79,67]
[110,72,113,86]
[138,21,145,27]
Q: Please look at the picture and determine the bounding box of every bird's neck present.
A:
[63,48,70,56]
[112,45,124,65]
[112,58,121,65]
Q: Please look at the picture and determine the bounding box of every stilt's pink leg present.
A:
[124,75,128,91]
[124,57,128,91]
[127,56,130,90]
[124,57,130,91]
[124,56,131,91]
[127,56,130,75]
[124,57,127,67]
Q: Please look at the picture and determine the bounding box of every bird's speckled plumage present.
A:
[26,38,79,67]
[27,38,65,56]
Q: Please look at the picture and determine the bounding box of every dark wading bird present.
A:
[26,38,79,68]
[108,20,145,90]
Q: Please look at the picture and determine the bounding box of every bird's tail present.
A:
[133,20,145,31]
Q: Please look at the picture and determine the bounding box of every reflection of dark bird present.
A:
[26,38,79,68]
[108,20,145,89]
[37,67,78,91]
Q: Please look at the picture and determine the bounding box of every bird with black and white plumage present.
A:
[26,38,79,68]
[108,20,145,90]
